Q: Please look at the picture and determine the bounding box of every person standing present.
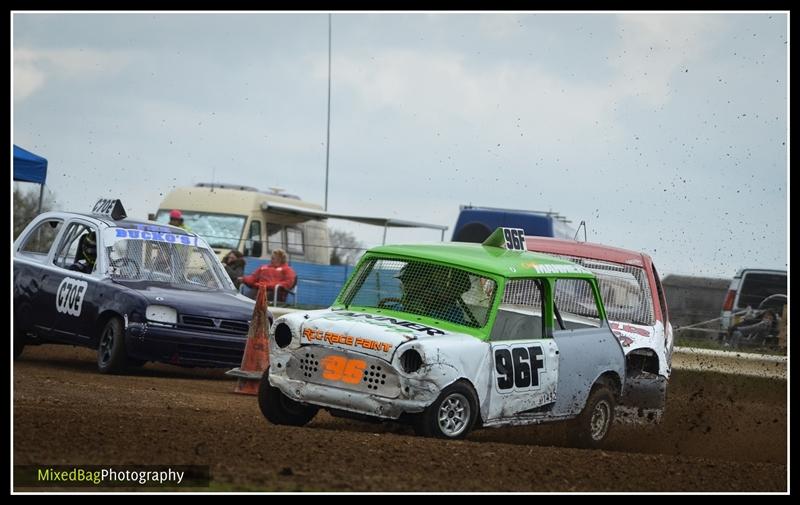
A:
[223,250,246,289]
[238,249,296,302]
[168,209,190,231]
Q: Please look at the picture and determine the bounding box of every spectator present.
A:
[726,309,778,348]
[69,231,97,274]
[239,249,296,302]
[168,209,190,231]
[223,250,246,289]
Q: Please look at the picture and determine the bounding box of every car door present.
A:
[45,219,103,344]
[13,215,66,337]
[550,277,625,417]
[485,278,559,421]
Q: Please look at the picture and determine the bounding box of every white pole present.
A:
[324,13,332,211]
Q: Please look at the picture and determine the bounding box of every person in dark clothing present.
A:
[223,250,246,289]
[726,309,778,348]
[68,231,97,274]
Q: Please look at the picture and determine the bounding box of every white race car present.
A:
[260,229,626,447]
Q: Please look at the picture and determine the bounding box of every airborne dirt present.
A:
[13,345,786,492]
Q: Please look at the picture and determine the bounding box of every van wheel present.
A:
[568,383,615,449]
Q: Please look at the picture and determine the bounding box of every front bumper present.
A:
[125,322,246,368]
[269,346,439,419]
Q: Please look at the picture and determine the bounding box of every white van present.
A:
[720,268,787,333]
[154,183,331,264]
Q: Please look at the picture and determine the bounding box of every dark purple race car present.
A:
[13,199,265,374]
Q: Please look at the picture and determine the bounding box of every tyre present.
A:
[14,331,26,360]
[97,317,129,374]
[14,302,33,360]
[257,370,318,426]
[414,381,478,439]
[568,383,616,449]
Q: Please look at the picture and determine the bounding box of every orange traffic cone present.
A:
[225,284,270,395]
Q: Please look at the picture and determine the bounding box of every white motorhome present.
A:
[154,183,332,264]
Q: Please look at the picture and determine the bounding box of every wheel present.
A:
[97,317,129,374]
[14,331,26,359]
[14,302,33,360]
[414,381,478,439]
[257,370,318,426]
[568,383,616,449]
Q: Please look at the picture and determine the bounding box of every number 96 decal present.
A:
[493,344,545,393]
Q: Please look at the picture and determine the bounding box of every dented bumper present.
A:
[268,344,440,419]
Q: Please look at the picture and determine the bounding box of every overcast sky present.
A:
[12,11,788,278]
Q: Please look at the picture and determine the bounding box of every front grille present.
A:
[178,315,250,335]
[182,315,214,327]
[362,364,387,390]
[285,346,401,398]
[220,320,249,333]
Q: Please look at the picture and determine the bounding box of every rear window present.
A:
[530,253,655,326]
[736,272,787,309]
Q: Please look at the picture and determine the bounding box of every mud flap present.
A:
[616,374,667,425]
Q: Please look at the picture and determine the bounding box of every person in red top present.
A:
[239,249,297,302]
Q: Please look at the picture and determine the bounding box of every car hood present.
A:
[134,285,256,319]
[291,309,458,362]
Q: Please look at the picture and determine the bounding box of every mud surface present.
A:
[13,345,787,492]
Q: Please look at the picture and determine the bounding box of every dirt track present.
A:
[13,345,787,492]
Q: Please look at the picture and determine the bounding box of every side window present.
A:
[491,279,544,341]
[19,219,63,255]
[53,223,98,273]
[651,263,669,324]
[245,220,262,257]
[553,278,602,329]
[266,223,284,254]
[286,226,304,255]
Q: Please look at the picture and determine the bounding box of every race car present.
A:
[260,228,626,447]
[13,199,262,373]
[524,236,673,422]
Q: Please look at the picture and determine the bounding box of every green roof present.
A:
[367,243,595,279]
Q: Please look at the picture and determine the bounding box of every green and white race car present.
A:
[259,228,626,447]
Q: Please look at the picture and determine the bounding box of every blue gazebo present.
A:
[13,145,48,213]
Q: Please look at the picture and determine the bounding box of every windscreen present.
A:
[338,257,496,329]
[102,228,235,291]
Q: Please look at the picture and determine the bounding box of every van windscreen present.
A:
[155,210,246,250]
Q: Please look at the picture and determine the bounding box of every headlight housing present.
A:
[274,322,293,348]
[145,305,178,325]
[400,349,423,373]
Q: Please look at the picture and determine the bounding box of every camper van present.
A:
[154,183,331,265]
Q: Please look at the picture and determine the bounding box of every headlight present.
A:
[146,305,178,325]
[274,322,293,348]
